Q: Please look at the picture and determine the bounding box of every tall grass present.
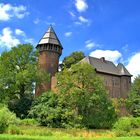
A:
[0,134,140,140]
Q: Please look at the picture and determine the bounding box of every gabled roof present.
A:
[117,63,132,76]
[81,56,132,76]
[38,26,62,48]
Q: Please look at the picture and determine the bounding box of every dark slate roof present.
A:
[38,26,62,48]
[81,56,132,76]
[117,63,132,76]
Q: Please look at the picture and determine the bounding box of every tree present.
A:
[29,91,82,128]
[0,44,37,118]
[62,51,85,68]
[56,63,117,128]
[127,75,140,117]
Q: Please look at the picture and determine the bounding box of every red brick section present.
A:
[35,51,59,96]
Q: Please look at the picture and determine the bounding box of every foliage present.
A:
[56,63,117,128]
[0,44,49,118]
[8,95,34,119]
[20,118,38,126]
[127,75,140,117]
[62,51,85,68]
[0,106,19,133]
[30,63,117,129]
[7,125,21,135]
[29,92,82,128]
[131,117,140,128]
[113,117,140,136]
[114,117,131,132]
[0,44,38,118]
[0,44,37,99]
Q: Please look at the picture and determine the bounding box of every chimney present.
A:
[100,57,105,62]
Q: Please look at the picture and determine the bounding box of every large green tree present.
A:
[62,51,85,68]
[29,91,82,128]
[30,63,117,128]
[56,63,117,128]
[0,44,37,118]
[127,75,140,117]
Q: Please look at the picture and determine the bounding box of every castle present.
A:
[35,26,132,98]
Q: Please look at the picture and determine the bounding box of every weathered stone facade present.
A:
[81,56,132,98]
[97,73,131,98]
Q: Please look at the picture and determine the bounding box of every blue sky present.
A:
[0,0,140,80]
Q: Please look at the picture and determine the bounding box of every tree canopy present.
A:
[62,51,85,68]
[0,44,37,118]
[56,63,117,128]
[127,75,140,117]
[30,63,117,128]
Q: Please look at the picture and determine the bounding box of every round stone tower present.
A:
[35,26,63,96]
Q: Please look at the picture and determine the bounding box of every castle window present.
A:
[50,44,53,50]
[55,46,57,50]
[48,44,51,49]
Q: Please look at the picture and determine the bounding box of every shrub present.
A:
[20,118,38,126]
[113,117,131,132]
[7,125,21,134]
[113,117,140,136]
[8,95,33,119]
[0,106,19,133]
[29,92,82,128]
[131,117,140,128]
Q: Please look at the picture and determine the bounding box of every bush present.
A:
[131,117,140,128]
[113,117,140,136]
[114,117,131,132]
[8,95,33,119]
[29,92,82,128]
[20,118,38,126]
[7,125,21,134]
[0,106,19,133]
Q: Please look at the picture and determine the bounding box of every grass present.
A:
[2,125,140,140]
[0,134,140,140]
[18,125,115,137]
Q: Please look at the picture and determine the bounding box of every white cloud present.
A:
[0,3,12,21]
[79,16,88,23]
[89,50,122,64]
[0,27,34,49]
[64,32,72,37]
[0,27,20,48]
[69,11,76,18]
[0,3,29,21]
[75,0,88,12]
[126,52,140,81]
[12,5,29,19]
[74,21,82,25]
[34,18,40,24]
[122,44,129,52]
[15,29,25,36]
[74,16,91,26]
[85,40,102,50]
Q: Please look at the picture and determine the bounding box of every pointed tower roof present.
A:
[37,26,62,48]
[117,63,132,76]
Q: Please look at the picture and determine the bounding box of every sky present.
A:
[0,0,140,80]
